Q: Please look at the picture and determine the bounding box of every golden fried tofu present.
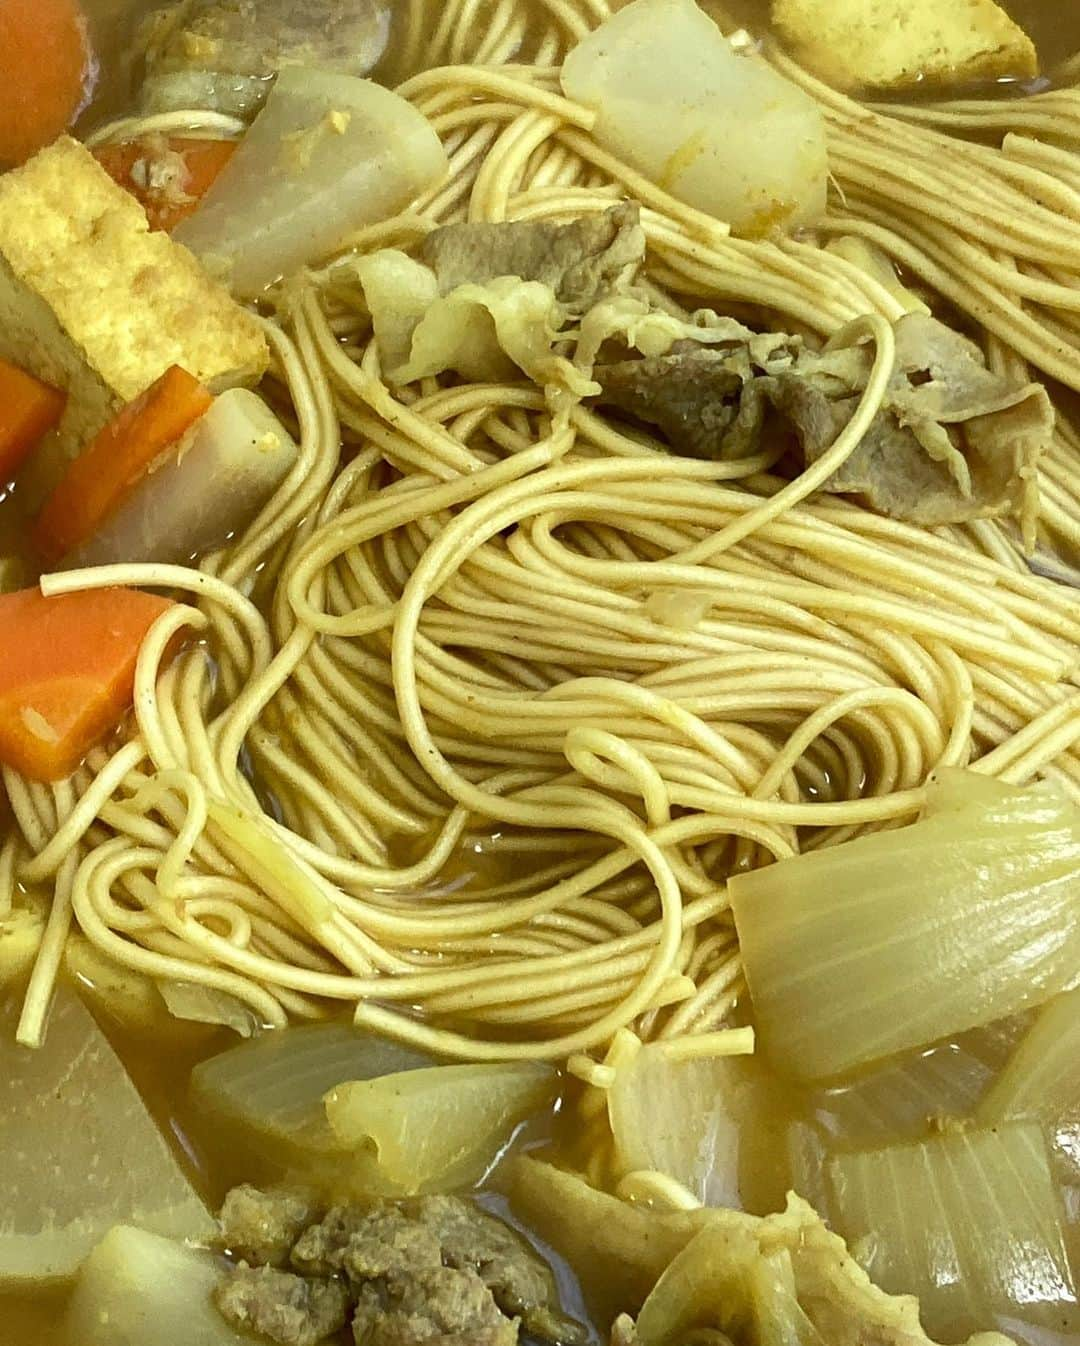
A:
[0,136,268,497]
[772,0,1038,93]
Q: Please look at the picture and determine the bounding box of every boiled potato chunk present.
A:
[0,986,212,1283]
[65,1226,252,1346]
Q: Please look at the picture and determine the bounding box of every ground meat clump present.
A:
[352,1266,518,1346]
[218,1185,321,1268]
[215,1264,350,1346]
[213,1187,586,1346]
[415,1195,577,1342]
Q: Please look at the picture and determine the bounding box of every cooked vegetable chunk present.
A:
[190,1022,435,1170]
[0,0,92,168]
[511,1159,1013,1346]
[0,987,212,1284]
[824,1123,1079,1340]
[0,586,174,781]
[0,137,268,496]
[138,0,391,119]
[324,1061,557,1193]
[730,773,1080,1081]
[772,0,1037,93]
[94,136,238,233]
[507,1157,709,1321]
[979,987,1080,1127]
[561,0,828,235]
[65,1226,250,1346]
[174,69,447,298]
[62,388,298,570]
[0,357,66,482]
[35,365,213,564]
[609,1044,765,1208]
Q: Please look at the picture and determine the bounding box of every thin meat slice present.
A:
[418,203,646,313]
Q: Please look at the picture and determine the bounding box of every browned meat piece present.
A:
[593,349,753,460]
[217,1185,322,1268]
[138,0,391,116]
[771,315,1053,528]
[594,312,1052,530]
[417,204,646,313]
[352,1265,518,1346]
[215,1263,350,1346]
[414,1196,587,1345]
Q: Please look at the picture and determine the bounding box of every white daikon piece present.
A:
[64,390,298,569]
[0,986,212,1284]
[65,1227,250,1346]
[561,0,828,235]
[174,68,448,297]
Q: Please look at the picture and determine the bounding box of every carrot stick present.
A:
[0,358,66,482]
[34,366,213,564]
[0,586,174,782]
[0,0,92,168]
[93,137,238,233]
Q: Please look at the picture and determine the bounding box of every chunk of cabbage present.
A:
[825,1122,1080,1340]
[356,250,596,395]
[635,1223,760,1346]
[65,1226,247,1346]
[513,1157,1016,1346]
[0,986,211,1283]
[979,987,1080,1127]
[809,1022,1026,1145]
[730,773,1080,1081]
[506,1156,712,1321]
[174,69,447,297]
[609,1045,791,1210]
[324,1061,556,1194]
[561,0,827,235]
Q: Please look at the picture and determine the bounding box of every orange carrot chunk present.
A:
[0,0,92,168]
[93,137,239,233]
[0,586,174,782]
[34,365,213,564]
[0,358,67,482]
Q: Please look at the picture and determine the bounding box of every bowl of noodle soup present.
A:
[2,1,1080,1343]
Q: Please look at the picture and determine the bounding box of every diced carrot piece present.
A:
[34,366,213,564]
[0,0,92,168]
[0,358,66,482]
[93,137,239,233]
[0,586,174,781]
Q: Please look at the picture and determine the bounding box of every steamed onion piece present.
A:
[823,1122,1080,1340]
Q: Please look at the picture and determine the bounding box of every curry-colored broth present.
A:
[4,0,1080,1341]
